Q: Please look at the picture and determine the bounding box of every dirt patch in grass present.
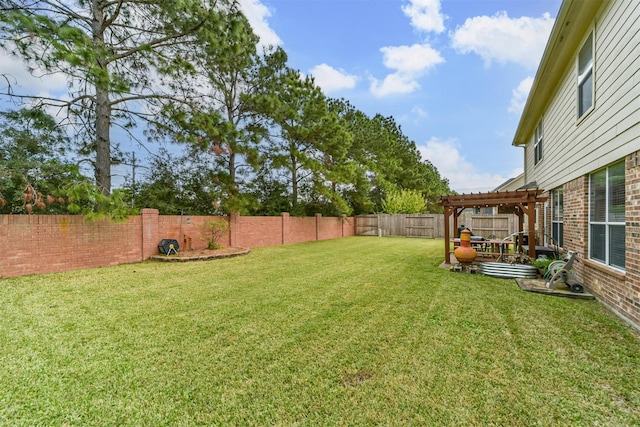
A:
[342,369,374,386]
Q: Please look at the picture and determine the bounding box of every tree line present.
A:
[0,0,451,217]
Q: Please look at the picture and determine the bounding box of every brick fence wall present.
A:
[0,210,355,279]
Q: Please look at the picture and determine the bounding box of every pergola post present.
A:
[453,207,464,237]
[527,202,537,259]
[516,202,537,259]
[514,206,524,253]
[443,206,452,264]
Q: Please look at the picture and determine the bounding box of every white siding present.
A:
[528,0,640,190]
[524,134,534,184]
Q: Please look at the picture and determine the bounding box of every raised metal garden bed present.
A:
[480,262,538,279]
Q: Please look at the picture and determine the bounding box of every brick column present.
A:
[141,208,159,259]
[229,212,239,247]
[281,212,290,245]
[315,213,322,240]
[563,176,589,283]
[564,176,589,255]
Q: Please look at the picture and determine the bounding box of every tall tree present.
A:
[0,0,236,194]
[0,108,81,213]
[200,10,262,191]
[257,69,353,214]
[159,19,287,214]
[249,167,291,216]
[131,149,225,215]
[329,99,451,213]
[327,99,377,214]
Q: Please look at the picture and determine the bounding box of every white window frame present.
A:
[588,161,625,270]
[551,188,563,248]
[578,31,594,119]
[534,120,543,165]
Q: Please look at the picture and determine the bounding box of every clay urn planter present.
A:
[454,228,477,264]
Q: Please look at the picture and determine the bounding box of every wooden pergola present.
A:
[439,189,548,263]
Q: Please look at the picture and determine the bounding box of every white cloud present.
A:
[370,73,419,97]
[237,0,282,48]
[417,137,517,193]
[380,44,443,74]
[451,12,554,69]
[402,0,446,33]
[396,105,427,125]
[309,64,358,93]
[412,105,428,118]
[369,1,446,98]
[508,76,534,114]
[370,43,444,97]
[1,50,68,98]
[509,166,524,177]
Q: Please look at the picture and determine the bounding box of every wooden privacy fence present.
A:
[355,213,519,239]
[356,214,441,237]
[355,215,379,236]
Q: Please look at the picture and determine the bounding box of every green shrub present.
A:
[381,189,426,214]
[532,256,560,272]
[201,218,230,249]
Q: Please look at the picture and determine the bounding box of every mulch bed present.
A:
[150,247,250,262]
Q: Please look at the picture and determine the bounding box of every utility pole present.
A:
[119,151,147,209]
[131,151,136,209]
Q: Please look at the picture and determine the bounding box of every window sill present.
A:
[577,105,594,125]
[583,258,626,280]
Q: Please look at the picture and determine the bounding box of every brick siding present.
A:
[549,152,640,330]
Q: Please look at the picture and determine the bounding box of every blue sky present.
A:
[1,0,562,193]
[241,0,562,193]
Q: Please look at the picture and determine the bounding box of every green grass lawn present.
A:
[1,237,639,425]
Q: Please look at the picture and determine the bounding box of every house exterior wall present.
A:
[492,174,525,192]
[618,153,640,326]
[540,153,639,329]
[562,176,589,255]
[526,0,640,191]
[517,0,640,330]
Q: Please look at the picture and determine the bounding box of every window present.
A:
[589,161,625,269]
[578,32,594,118]
[551,188,563,247]
[534,120,543,165]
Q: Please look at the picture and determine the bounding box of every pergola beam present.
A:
[439,190,546,207]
